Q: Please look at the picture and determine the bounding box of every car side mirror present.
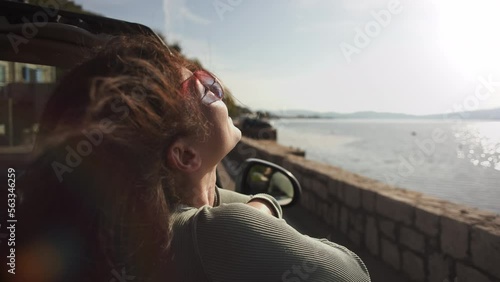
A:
[238,158,301,207]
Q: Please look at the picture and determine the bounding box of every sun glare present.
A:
[455,122,500,171]
[435,0,500,80]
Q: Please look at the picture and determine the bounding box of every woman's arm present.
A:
[216,187,283,218]
[215,187,251,204]
[192,203,371,282]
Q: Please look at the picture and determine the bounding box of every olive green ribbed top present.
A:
[169,188,371,282]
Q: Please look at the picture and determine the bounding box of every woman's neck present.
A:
[178,166,217,208]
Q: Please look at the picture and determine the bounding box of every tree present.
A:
[224,88,249,118]
[27,0,101,15]
[153,30,183,54]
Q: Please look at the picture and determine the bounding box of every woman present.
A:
[16,35,370,282]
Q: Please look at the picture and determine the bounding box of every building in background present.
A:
[0,60,57,149]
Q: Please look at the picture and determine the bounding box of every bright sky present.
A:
[75,0,500,115]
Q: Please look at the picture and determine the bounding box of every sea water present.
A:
[272,119,500,214]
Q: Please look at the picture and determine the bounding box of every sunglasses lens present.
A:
[196,71,224,104]
[207,80,223,99]
[181,70,225,105]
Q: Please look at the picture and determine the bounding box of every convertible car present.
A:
[0,0,300,199]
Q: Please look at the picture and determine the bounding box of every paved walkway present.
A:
[217,160,410,282]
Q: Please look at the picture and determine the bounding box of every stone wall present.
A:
[225,137,500,282]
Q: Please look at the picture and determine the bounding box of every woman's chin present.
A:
[228,128,242,150]
[234,126,242,141]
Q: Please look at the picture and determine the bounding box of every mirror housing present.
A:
[237,158,302,207]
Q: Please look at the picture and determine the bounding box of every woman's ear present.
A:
[167,139,202,172]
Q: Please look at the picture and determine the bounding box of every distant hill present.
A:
[422,107,500,120]
[330,111,416,119]
[270,107,500,120]
[271,110,324,118]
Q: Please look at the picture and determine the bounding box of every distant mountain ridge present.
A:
[270,107,500,120]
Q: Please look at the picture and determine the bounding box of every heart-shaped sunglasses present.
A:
[181,70,224,105]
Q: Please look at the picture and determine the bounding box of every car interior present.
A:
[0,1,165,170]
